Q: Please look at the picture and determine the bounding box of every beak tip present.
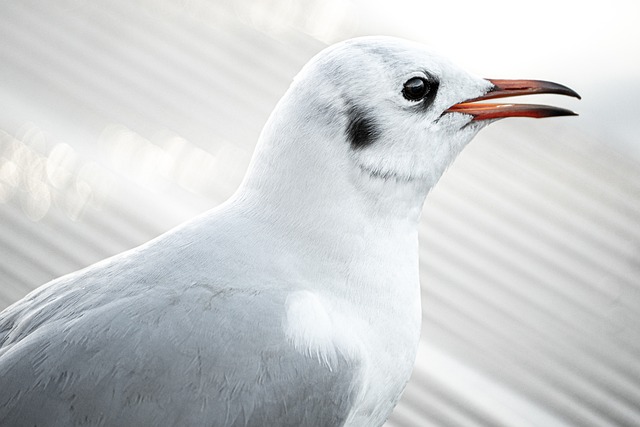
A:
[537,106,579,119]
[567,89,582,100]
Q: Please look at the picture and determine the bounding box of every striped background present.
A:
[1,1,639,425]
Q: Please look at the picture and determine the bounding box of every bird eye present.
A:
[402,77,430,101]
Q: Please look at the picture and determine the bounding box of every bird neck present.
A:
[233,91,430,246]
[221,89,426,313]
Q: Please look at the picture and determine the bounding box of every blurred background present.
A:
[1,0,639,425]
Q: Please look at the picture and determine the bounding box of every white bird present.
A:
[0,36,579,426]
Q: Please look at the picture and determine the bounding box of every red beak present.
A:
[446,79,581,120]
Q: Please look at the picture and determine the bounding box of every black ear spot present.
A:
[346,107,379,150]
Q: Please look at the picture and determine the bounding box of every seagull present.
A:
[0,36,579,426]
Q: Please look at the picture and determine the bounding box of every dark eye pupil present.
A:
[403,77,429,101]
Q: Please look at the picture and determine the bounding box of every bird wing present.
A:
[0,253,363,427]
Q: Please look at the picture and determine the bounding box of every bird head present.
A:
[242,36,579,222]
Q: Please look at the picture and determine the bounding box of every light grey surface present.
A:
[1,1,639,426]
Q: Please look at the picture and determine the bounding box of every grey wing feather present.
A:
[0,264,362,426]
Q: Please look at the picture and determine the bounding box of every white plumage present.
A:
[0,36,578,426]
